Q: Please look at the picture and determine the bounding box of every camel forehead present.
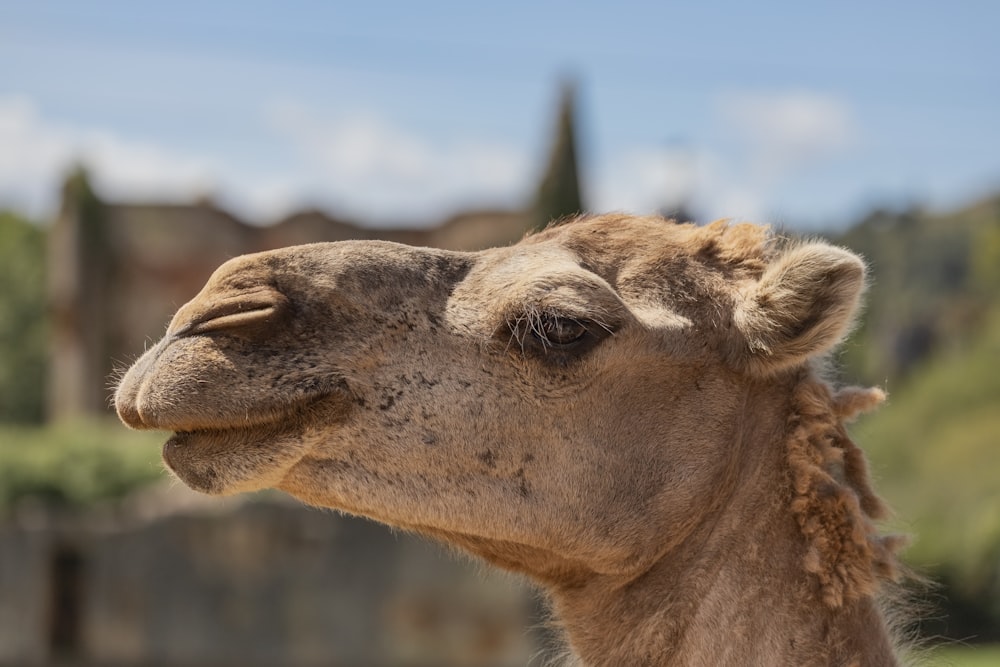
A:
[466,244,587,289]
[440,216,773,340]
[527,215,770,280]
[448,243,627,330]
[488,216,771,303]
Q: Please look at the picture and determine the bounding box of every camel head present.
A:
[115,215,866,585]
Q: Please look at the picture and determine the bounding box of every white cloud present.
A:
[718,91,856,176]
[594,146,769,222]
[594,146,701,215]
[0,91,858,229]
[0,95,532,225]
[0,95,74,215]
[81,131,217,203]
[263,102,531,223]
[593,91,858,223]
[0,95,220,217]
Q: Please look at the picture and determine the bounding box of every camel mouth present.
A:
[162,425,275,463]
[161,420,312,495]
[165,426,250,447]
[163,419,297,450]
[156,400,306,436]
[157,385,355,495]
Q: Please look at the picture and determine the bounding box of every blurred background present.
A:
[1,2,998,665]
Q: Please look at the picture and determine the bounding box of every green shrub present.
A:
[0,420,167,513]
[931,644,1000,667]
[0,212,47,422]
[855,307,1000,638]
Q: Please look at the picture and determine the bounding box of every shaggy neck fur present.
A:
[549,370,901,667]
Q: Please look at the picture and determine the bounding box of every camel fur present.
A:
[116,215,906,666]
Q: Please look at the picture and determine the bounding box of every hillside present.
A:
[836,194,1000,386]
[835,195,1000,639]
[854,306,1000,638]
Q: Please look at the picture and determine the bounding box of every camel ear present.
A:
[732,243,866,374]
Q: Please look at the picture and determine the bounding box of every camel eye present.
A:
[500,309,611,362]
[535,314,588,347]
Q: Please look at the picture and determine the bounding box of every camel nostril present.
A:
[176,288,287,337]
[114,386,146,429]
[181,304,278,336]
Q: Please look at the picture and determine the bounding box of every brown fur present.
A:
[115,215,907,665]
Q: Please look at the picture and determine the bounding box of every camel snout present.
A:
[114,339,163,430]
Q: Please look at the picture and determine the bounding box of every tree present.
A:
[531,81,585,231]
[0,212,47,422]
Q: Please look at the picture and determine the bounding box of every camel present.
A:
[115,215,908,666]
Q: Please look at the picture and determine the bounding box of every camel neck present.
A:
[550,487,898,666]
[548,381,900,666]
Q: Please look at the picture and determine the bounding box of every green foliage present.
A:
[0,211,47,422]
[855,307,1000,635]
[931,644,1000,667]
[0,420,166,513]
[837,196,1000,385]
[833,196,1000,638]
[971,208,1000,293]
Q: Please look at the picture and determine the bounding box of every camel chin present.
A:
[161,421,310,496]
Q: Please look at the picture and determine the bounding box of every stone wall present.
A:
[0,489,541,666]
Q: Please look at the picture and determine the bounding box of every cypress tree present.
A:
[531,81,585,231]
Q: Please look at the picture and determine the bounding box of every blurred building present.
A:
[47,83,585,420]
[46,177,534,420]
[45,84,589,421]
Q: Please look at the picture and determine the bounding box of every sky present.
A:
[1,1,998,229]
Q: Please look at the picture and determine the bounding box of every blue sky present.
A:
[2,1,998,228]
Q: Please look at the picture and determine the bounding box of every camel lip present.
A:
[164,420,285,441]
[161,405,305,445]
[136,377,353,434]
[163,426,253,455]
[163,428,240,460]
[159,386,352,452]
[161,417,318,496]
[149,407,289,436]
[161,423,287,490]
[168,427,236,440]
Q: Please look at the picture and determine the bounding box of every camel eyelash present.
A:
[497,306,616,362]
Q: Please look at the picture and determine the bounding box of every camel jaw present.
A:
[156,386,361,495]
[161,422,310,495]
